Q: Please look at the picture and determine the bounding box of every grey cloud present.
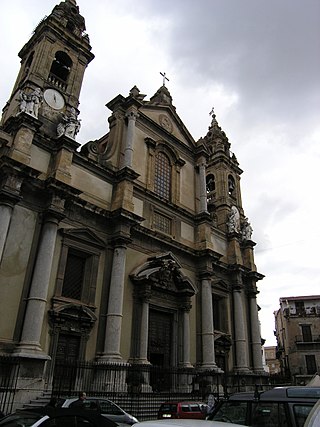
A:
[132,0,320,130]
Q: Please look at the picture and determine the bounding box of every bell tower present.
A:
[201,108,244,231]
[1,0,94,138]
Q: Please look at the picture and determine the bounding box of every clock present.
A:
[44,88,65,110]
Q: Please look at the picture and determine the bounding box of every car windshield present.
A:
[211,401,247,425]
[0,413,43,427]
[160,404,177,413]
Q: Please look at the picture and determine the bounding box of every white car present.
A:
[60,396,138,426]
[0,407,117,427]
[304,398,320,427]
[132,420,245,427]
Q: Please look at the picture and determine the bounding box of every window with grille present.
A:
[301,325,312,342]
[212,295,227,333]
[154,152,171,200]
[61,249,86,300]
[154,211,171,234]
[305,355,317,374]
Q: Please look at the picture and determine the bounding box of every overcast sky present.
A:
[1,0,320,346]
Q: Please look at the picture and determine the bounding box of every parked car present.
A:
[0,407,117,427]
[157,401,208,420]
[59,396,138,425]
[304,398,320,427]
[133,420,245,427]
[207,386,320,426]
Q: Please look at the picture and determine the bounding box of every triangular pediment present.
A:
[60,227,105,248]
[140,104,196,150]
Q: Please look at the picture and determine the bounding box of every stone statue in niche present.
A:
[18,87,42,118]
[241,217,253,241]
[57,107,81,139]
[227,205,240,233]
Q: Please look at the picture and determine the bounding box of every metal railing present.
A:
[0,356,20,415]
[295,335,320,343]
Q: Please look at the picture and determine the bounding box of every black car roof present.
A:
[228,387,320,402]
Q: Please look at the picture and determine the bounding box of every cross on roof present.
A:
[160,71,169,86]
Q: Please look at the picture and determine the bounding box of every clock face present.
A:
[44,88,65,110]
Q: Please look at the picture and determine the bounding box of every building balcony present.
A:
[295,335,320,349]
[284,306,320,317]
[295,335,320,343]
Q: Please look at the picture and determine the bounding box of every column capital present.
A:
[196,159,207,169]
[232,283,244,292]
[0,166,28,206]
[179,300,192,312]
[126,110,139,121]
[134,286,152,303]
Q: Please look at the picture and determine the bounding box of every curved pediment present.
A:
[49,302,97,330]
[130,252,196,296]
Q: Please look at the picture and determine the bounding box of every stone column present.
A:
[201,278,218,369]
[14,214,60,358]
[138,298,150,364]
[249,292,264,372]
[233,286,250,372]
[199,161,208,213]
[182,305,192,368]
[101,244,127,362]
[0,203,13,263]
[122,110,138,168]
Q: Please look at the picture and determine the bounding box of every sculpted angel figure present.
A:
[241,217,253,241]
[18,87,42,118]
[57,107,81,139]
[227,206,240,233]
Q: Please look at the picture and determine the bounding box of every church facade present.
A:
[0,0,266,407]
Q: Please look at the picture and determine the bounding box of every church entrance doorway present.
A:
[148,309,173,391]
[53,333,81,391]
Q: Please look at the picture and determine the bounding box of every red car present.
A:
[157,401,208,420]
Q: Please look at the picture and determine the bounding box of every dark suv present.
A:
[207,386,320,427]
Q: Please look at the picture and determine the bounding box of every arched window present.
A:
[50,51,72,82]
[206,174,215,204]
[228,174,235,196]
[154,151,171,200]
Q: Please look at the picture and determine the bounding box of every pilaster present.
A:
[4,113,42,165]
[50,135,81,184]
